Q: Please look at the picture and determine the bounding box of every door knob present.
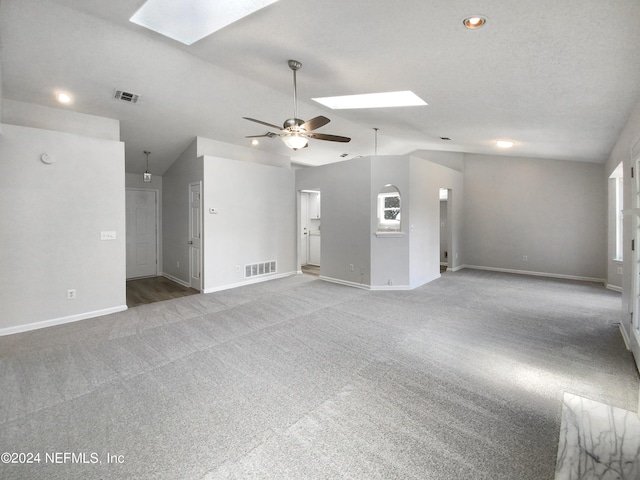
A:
[188,241,193,245]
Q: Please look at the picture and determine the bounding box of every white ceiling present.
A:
[2,0,640,175]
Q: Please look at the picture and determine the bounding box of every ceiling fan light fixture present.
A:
[282,133,308,150]
[463,15,487,29]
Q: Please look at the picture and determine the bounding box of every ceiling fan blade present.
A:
[308,133,351,143]
[242,117,283,130]
[300,116,330,132]
[245,132,277,138]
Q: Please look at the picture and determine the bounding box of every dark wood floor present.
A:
[126,276,200,308]
[301,264,320,276]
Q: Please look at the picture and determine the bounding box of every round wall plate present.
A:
[41,153,54,164]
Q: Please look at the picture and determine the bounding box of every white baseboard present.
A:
[449,265,465,272]
[606,284,622,293]
[461,265,605,284]
[619,322,631,350]
[319,275,428,291]
[161,272,191,288]
[0,305,128,337]
[202,271,297,294]
[319,276,371,290]
[369,284,412,291]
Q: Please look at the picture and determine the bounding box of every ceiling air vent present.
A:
[113,89,140,104]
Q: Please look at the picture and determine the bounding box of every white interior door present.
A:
[126,189,158,279]
[631,157,640,372]
[189,182,202,291]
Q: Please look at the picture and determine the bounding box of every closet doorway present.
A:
[300,190,321,274]
[439,188,451,273]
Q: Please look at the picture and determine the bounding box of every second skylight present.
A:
[312,91,427,110]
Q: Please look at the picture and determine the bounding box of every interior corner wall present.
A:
[370,156,411,288]
[162,139,202,285]
[196,136,291,169]
[463,153,606,281]
[0,123,126,334]
[202,156,296,292]
[409,156,464,287]
[296,157,372,287]
[2,99,120,141]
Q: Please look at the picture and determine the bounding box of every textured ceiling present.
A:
[2,0,640,174]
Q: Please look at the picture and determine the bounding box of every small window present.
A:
[377,185,401,232]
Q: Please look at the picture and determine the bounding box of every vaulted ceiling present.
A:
[2,0,640,174]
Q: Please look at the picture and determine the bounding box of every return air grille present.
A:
[245,261,277,278]
[113,89,140,104]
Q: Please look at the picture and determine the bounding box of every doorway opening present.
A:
[126,188,159,280]
[439,188,451,273]
[300,189,321,275]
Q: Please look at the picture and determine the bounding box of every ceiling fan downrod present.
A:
[288,60,302,125]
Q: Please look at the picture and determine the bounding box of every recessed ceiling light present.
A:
[312,91,427,110]
[251,139,259,146]
[463,16,487,29]
[130,0,280,45]
[56,91,72,104]
[496,140,515,148]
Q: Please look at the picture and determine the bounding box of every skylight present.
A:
[312,91,427,110]
[130,0,279,45]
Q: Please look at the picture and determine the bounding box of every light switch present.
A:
[101,231,116,240]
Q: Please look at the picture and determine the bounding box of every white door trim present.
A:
[188,182,203,291]
[126,187,160,279]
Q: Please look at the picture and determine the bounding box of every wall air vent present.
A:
[245,261,277,278]
[113,89,140,104]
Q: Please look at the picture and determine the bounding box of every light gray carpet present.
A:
[0,270,638,479]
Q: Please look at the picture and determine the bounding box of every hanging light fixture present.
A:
[143,150,152,183]
[282,132,308,150]
[373,128,379,155]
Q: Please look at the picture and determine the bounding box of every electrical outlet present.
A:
[67,289,76,300]
[236,265,241,272]
[349,264,354,272]
[523,255,528,261]
[388,279,393,285]
[617,266,623,275]
[177,261,180,268]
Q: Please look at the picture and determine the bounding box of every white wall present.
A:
[463,153,606,281]
[409,156,464,286]
[370,156,411,288]
[202,156,296,292]
[0,123,126,334]
[296,157,372,287]
[162,140,202,284]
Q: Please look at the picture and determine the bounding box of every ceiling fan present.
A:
[243,60,351,151]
